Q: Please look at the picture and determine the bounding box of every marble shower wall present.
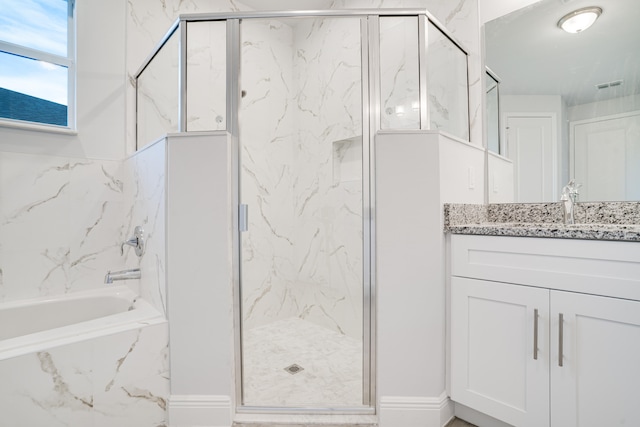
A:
[127,0,481,152]
[186,20,228,132]
[125,0,481,337]
[291,17,364,338]
[380,16,421,130]
[126,0,250,153]
[239,17,364,339]
[136,20,228,150]
[0,151,125,302]
[339,0,482,144]
[238,18,296,331]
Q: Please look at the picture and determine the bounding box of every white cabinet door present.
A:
[550,291,640,427]
[451,277,550,427]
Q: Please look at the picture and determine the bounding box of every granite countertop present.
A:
[444,202,640,242]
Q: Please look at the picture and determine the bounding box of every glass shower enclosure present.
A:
[135,8,470,413]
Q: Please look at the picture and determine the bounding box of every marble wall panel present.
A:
[339,0,482,144]
[236,16,366,339]
[136,31,180,150]
[0,152,125,302]
[125,0,481,338]
[0,322,169,427]
[123,140,168,314]
[420,0,482,144]
[239,18,297,329]
[126,0,249,154]
[426,22,470,140]
[290,17,364,339]
[380,16,421,129]
[186,20,227,132]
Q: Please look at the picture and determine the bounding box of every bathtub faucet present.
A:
[104,268,141,284]
[121,226,145,257]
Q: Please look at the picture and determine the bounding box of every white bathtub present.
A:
[0,285,169,425]
[0,285,164,361]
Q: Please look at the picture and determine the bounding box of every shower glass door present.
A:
[237,15,369,409]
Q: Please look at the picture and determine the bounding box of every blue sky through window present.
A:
[0,0,68,105]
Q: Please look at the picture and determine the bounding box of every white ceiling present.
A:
[485,0,640,106]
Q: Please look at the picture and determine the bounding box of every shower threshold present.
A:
[232,412,378,426]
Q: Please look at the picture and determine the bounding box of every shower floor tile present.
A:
[242,317,363,407]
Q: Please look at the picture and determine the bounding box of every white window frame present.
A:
[0,0,76,132]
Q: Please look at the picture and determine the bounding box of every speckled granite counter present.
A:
[444,202,640,242]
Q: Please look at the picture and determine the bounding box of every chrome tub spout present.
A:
[104,268,141,284]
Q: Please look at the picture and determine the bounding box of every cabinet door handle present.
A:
[533,308,539,360]
[558,313,564,367]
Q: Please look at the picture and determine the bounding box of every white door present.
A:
[451,277,550,427]
[550,291,640,427]
[506,115,555,202]
[572,112,640,201]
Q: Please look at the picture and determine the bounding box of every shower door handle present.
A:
[239,204,248,232]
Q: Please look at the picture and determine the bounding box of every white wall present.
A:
[377,131,484,427]
[568,93,640,122]
[487,152,515,203]
[166,133,233,427]
[0,0,127,160]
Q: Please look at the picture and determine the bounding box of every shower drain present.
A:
[284,364,304,375]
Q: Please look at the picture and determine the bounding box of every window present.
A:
[0,0,75,129]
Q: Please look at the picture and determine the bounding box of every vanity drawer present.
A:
[450,234,640,301]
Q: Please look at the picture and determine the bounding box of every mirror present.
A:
[485,0,640,202]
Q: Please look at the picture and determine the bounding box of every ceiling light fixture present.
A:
[558,6,602,33]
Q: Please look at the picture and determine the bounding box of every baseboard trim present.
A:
[168,394,232,427]
[380,393,454,427]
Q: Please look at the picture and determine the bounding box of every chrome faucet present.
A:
[104,268,141,284]
[560,179,581,224]
[121,226,145,257]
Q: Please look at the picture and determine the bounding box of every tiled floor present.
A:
[242,317,363,407]
[446,417,478,427]
[240,318,478,426]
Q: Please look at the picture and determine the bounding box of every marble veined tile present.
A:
[186,20,227,132]
[238,16,365,342]
[0,152,126,301]
[242,317,363,408]
[122,140,168,314]
[0,323,169,426]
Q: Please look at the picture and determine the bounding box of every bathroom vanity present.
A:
[445,203,640,427]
